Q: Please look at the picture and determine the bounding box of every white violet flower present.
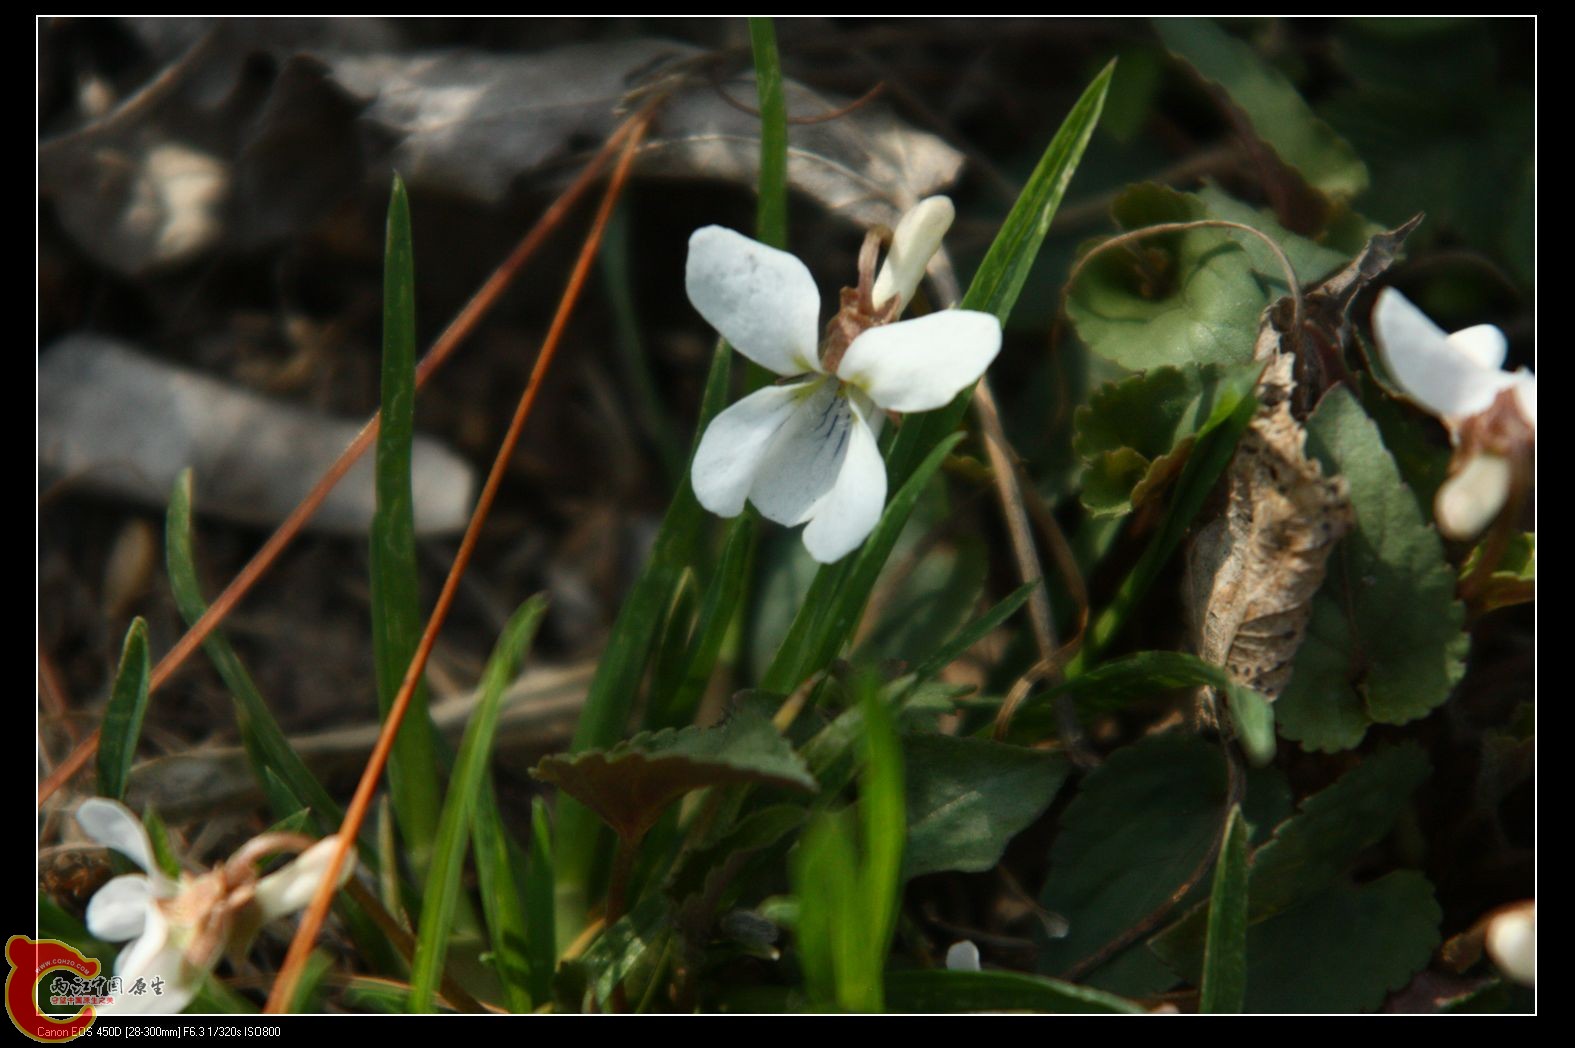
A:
[76,797,350,1014]
[1372,288,1535,540]
[944,939,982,972]
[686,196,1002,563]
[1484,900,1535,988]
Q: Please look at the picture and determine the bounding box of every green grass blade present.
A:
[525,796,557,1008]
[165,471,341,831]
[1200,804,1249,1013]
[96,617,149,800]
[855,673,905,1012]
[911,579,1038,682]
[471,774,533,1013]
[885,60,1116,489]
[409,595,549,1012]
[762,433,964,693]
[370,173,444,880]
[749,17,789,251]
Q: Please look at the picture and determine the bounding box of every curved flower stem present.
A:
[1062,219,1306,352]
[37,110,647,811]
[263,108,655,1014]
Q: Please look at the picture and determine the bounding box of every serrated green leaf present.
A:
[409,596,548,1013]
[1074,362,1262,516]
[903,734,1069,879]
[534,702,815,843]
[1236,872,1440,1012]
[1277,388,1469,751]
[1155,18,1369,201]
[1068,183,1351,371]
[1036,732,1228,995]
[1199,805,1248,1013]
[1153,743,1431,975]
[883,969,1142,1014]
[96,618,150,801]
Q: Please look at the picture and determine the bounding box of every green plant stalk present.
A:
[96,618,150,801]
[370,175,445,880]
[408,595,549,1012]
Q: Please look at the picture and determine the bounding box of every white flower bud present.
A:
[1485,902,1535,987]
[872,196,956,315]
[1434,452,1512,540]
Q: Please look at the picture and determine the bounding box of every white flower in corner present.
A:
[1372,288,1536,540]
[686,197,1002,563]
[77,798,350,1014]
[945,939,981,972]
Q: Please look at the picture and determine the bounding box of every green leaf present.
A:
[1069,183,1343,371]
[883,60,1115,492]
[1036,732,1228,995]
[371,174,444,876]
[534,701,816,843]
[902,734,1069,879]
[554,332,735,939]
[470,777,532,1013]
[1462,531,1535,613]
[761,432,965,692]
[409,596,548,1012]
[1154,18,1369,200]
[911,579,1038,683]
[1014,650,1273,762]
[1072,375,1259,668]
[883,970,1142,1014]
[1277,388,1469,751]
[1199,805,1248,1013]
[749,17,788,252]
[1236,872,1440,1012]
[666,803,805,904]
[578,894,671,1008]
[141,806,182,881]
[794,674,907,1013]
[96,618,150,801]
[524,797,557,1009]
[1153,743,1431,974]
[165,471,341,833]
[1074,362,1262,516]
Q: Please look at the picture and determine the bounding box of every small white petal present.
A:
[1512,370,1536,429]
[252,837,353,922]
[691,379,820,517]
[1435,453,1512,540]
[77,798,157,876]
[85,875,152,942]
[749,380,853,527]
[1485,903,1535,988]
[872,196,955,315]
[837,310,1001,413]
[1446,324,1508,371]
[1372,289,1515,424]
[801,401,886,564]
[686,226,823,377]
[112,907,170,983]
[945,940,981,972]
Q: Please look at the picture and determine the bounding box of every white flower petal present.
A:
[1435,453,1512,540]
[1372,288,1513,423]
[77,798,157,876]
[872,196,955,315]
[801,402,886,564]
[837,310,1001,413]
[1485,903,1535,988]
[691,379,820,517]
[85,875,152,942]
[945,940,982,973]
[252,837,352,923]
[749,380,853,527]
[1446,324,1508,371]
[105,908,202,1015]
[1513,369,1536,429]
[686,226,823,377]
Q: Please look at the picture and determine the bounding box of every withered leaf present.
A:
[1184,219,1423,713]
[530,701,815,842]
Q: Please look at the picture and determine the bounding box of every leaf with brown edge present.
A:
[530,701,815,842]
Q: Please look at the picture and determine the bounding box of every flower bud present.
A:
[872,196,955,315]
